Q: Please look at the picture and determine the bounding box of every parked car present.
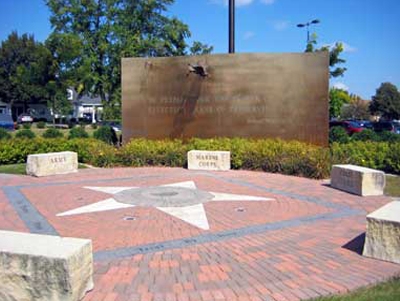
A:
[329,120,364,135]
[0,114,14,131]
[373,121,400,134]
[27,104,53,122]
[356,120,373,129]
[82,113,93,123]
[17,113,33,124]
[101,121,121,133]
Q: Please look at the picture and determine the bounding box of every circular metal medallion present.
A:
[114,186,214,207]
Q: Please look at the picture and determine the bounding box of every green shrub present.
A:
[42,128,64,139]
[0,128,12,140]
[15,129,35,139]
[22,123,31,129]
[14,123,20,130]
[386,143,400,174]
[0,137,114,166]
[117,138,331,179]
[93,126,118,145]
[377,131,400,143]
[331,141,390,170]
[66,139,116,167]
[0,139,38,164]
[69,127,89,139]
[36,121,46,129]
[352,129,379,142]
[117,139,186,167]
[68,120,77,129]
[1,136,399,178]
[329,127,349,144]
[91,123,98,129]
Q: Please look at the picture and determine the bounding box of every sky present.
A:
[0,0,399,100]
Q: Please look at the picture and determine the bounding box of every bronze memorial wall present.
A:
[122,52,329,146]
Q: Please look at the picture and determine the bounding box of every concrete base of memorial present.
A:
[26,151,78,177]
[0,231,93,301]
[330,164,385,196]
[363,201,400,264]
[187,150,230,171]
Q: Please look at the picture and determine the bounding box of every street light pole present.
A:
[229,0,235,53]
[297,19,320,44]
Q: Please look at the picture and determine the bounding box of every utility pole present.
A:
[229,0,235,53]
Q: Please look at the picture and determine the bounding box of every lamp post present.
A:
[229,0,235,53]
[297,19,320,44]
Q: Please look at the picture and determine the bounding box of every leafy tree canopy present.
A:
[369,82,400,120]
[341,94,370,120]
[0,32,51,107]
[0,32,72,118]
[45,0,213,119]
[329,88,351,119]
[305,34,347,78]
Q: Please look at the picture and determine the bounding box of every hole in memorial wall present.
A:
[235,207,246,213]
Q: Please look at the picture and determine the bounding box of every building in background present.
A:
[67,88,104,123]
[0,101,11,115]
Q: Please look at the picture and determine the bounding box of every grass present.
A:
[0,163,87,175]
[11,123,96,138]
[0,163,27,175]
[385,175,400,197]
[313,278,400,301]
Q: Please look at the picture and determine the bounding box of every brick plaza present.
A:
[1,167,399,301]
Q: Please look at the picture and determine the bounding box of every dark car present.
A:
[356,120,373,129]
[101,121,121,133]
[373,121,400,134]
[0,114,15,131]
[329,120,364,135]
[82,113,93,123]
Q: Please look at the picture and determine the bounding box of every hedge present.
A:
[69,127,89,139]
[0,138,115,167]
[0,128,12,140]
[93,126,118,145]
[1,137,399,178]
[117,138,187,167]
[42,128,64,139]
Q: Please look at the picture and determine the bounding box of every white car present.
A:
[17,113,34,123]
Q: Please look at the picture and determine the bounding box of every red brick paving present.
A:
[0,186,29,232]
[1,167,400,301]
[20,173,332,251]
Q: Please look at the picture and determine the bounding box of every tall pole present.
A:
[229,0,235,53]
[297,19,320,47]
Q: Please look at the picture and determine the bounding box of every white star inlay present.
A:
[57,181,274,230]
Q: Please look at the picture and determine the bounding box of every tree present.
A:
[45,33,83,118]
[341,94,370,120]
[45,0,213,119]
[0,32,53,111]
[0,32,72,120]
[305,34,347,78]
[329,88,351,119]
[190,41,213,56]
[369,82,400,120]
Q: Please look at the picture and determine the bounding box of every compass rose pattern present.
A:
[57,181,274,230]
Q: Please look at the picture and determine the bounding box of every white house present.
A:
[67,88,104,123]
